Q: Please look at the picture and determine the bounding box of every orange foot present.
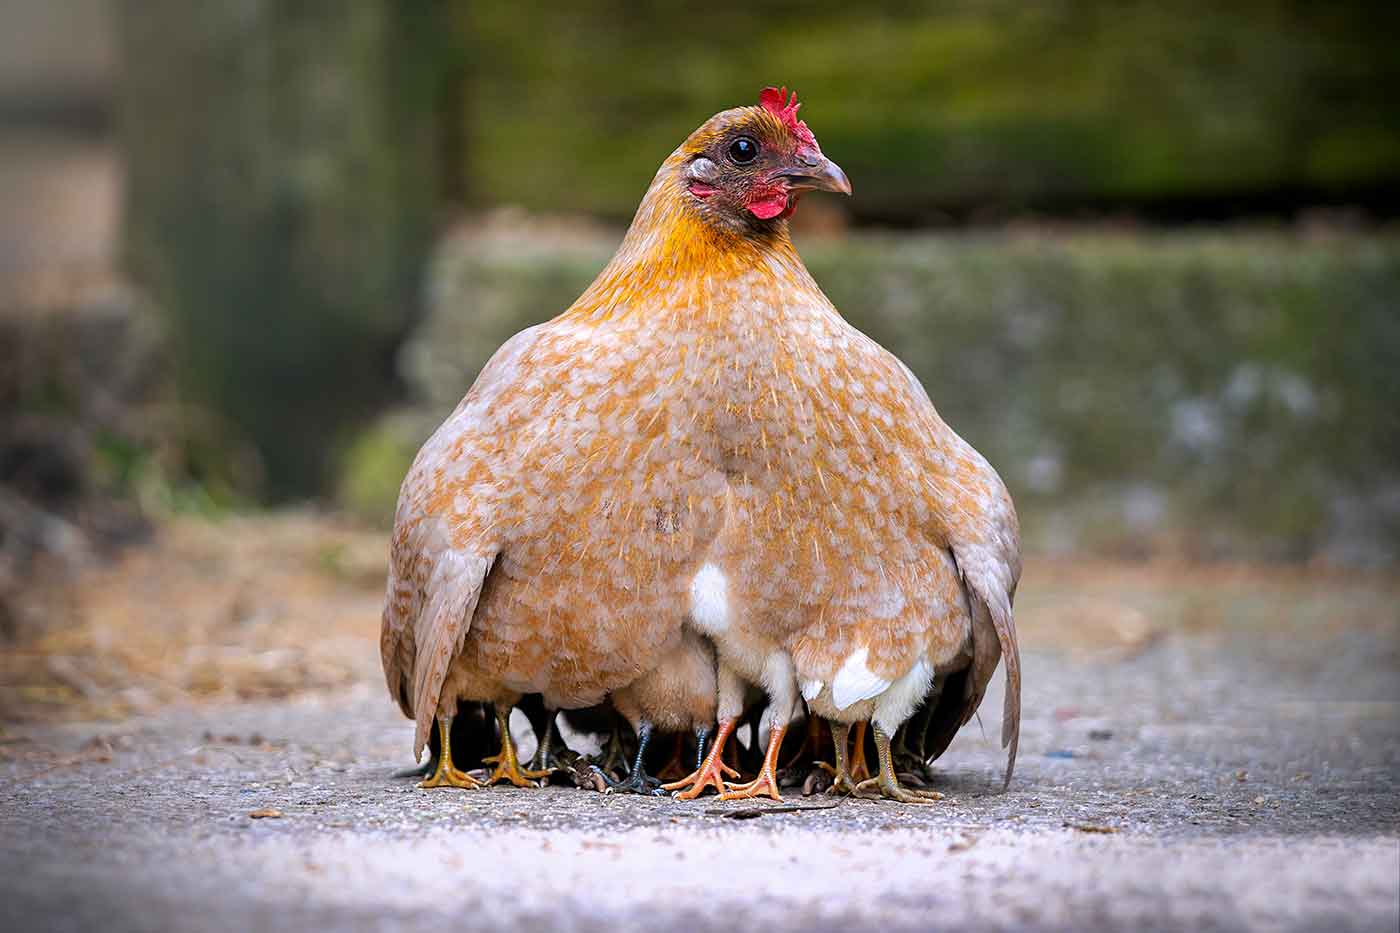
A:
[663,720,738,800]
[720,723,788,802]
[849,721,873,783]
[483,750,551,787]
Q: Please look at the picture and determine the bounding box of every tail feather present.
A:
[987,595,1021,790]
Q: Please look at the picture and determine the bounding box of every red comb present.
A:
[759,86,818,152]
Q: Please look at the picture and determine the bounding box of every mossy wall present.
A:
[465,1,1400,221]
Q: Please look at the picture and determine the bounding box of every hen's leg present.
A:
[592,720,667,796]
[855,725,944,803]
[483,704,551,787]
[417,715,483,790]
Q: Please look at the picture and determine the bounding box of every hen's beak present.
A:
[776,156,852,196]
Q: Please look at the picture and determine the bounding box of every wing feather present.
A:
[378,323,546,760]
[409,548,494,758]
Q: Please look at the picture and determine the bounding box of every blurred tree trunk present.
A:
[118,1,466,498]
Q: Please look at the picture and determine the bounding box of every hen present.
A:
[381,87,1020,801]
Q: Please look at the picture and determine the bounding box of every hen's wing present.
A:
[897,360,1023,789]
[379,324,545,760]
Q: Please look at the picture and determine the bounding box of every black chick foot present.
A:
[589,720,668,796]
[590,764,667,796]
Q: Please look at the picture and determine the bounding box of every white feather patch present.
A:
[831,647,892,710]
[688,563,729,635]
[873,657,935,736]
[800,679,824,702]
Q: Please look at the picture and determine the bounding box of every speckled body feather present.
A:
[381,99,1021,780]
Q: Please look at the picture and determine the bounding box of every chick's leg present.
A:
[720,721,787,801]
[594,716,631,777]
[892,690,939,786]
[418,715,483,790]
[847,720,873,782]
[720,652,799,801]
[662,719,739,799]
[592,720,667,796]
[483,704,551,787]
[654,733,689,782]
[820,720,860,796]
[526,706,564,774]
[854,724,944,804]
[664,660,744,799]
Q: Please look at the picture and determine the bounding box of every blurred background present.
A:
[1,1,1397,723]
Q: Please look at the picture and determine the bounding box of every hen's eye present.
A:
[728,137,759,164]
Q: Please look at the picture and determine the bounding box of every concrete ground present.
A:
[3,622,1398,933]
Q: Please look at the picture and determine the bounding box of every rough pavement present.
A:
[3,623,1398,933]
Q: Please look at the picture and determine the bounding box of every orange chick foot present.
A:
[720,768,782,801]
[662,720,738,800]
[719,723,788,802]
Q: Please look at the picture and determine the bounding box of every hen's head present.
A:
[675,87,850,233]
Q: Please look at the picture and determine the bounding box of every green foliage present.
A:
[346,229,1400,561]
[335,413,425,526]
[465,0,1400,219]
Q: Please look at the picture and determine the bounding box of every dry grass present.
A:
[1,511,385,722]
[3,510,1397,723]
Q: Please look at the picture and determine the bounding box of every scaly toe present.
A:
[825,775,860,797]
[593,765,667,796]
[853,777,943,804]
[852,777,882,800]
[662,758,736,799]
[719,774,783,802]
[418,766,484,790]
[486,766,541,788]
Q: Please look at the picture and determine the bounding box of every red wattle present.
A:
[746,193,789,219]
